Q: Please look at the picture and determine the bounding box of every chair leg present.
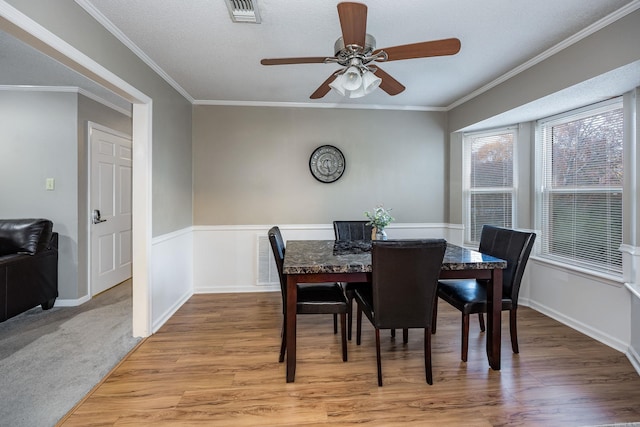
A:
[424,327,433,385]
[461,313,469,362]
[356,304,363,345]
[333,313,338,334]
[279,318,286,363]
[478,312,486,332]
[432,297,438,334]
[375,328,383,387]
[340,313,348,361]
[346,289,355,340]
[403,328,408,344]
[510,308,519,354]
[390,329,396,338]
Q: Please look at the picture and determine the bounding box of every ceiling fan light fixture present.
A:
[329,73,348,96]
[342,66,363,91]
[362,70,381,93]
[346,87,366,99]
[330,67,380,98]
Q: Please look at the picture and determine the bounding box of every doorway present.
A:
[0,4,153,337]
[89,124,133,296]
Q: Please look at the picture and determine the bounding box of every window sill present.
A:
[529,255,623,288]
[625,282,640,300]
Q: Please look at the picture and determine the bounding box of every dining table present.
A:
[282,239,507,383]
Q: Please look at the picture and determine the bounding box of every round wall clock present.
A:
[309,145,346,183]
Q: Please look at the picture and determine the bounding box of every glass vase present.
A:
[373,228,387,240]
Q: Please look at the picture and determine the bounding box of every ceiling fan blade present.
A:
[261,57,329,66]
[337,2,367,48]
[376,38,461,61]
[374,67,405,96]
[310,73,337,99]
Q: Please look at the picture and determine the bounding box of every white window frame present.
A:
[535,97,624,277]
[463,127,517,246]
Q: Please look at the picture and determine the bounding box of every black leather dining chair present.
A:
[268,226,349,363]
[354,239,447,386]
[333,220,372,242]
[434,225,536,362]
[333,220,373,340]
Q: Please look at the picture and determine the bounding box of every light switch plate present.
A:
[46,178,55,191]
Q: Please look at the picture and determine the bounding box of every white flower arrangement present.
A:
[364,205,395,231]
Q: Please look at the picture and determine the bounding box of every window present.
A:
[463,128,515,244]
[537,99,623,275]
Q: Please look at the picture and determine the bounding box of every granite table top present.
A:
[283,240,507,275]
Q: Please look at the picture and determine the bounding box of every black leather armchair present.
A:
[0,219,58,322]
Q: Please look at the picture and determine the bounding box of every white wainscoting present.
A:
[151,227,193,333]
[192,223,461,294]
[622,244,640,373]
[521,258,631,352]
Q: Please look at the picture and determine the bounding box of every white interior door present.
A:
[90,125,132,296]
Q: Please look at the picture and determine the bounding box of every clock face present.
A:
[309,145,346,183]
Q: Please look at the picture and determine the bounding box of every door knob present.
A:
[92,209,107,224]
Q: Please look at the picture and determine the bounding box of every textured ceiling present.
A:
[1,0,639,123]
[76,0,638,111]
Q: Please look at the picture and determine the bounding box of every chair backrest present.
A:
[371,239,447,329]
[478,225,536,305]
[268,226,287,309]
[333,220,372,241]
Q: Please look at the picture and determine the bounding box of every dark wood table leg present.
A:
[286,275,298,382]
[486,268,502,370]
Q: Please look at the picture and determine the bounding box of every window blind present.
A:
[464,129,515,244]
[538,99,623,275]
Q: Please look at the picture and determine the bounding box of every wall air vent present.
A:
[225,0,261,24]
[257,235,279,286]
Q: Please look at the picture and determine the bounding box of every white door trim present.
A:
[87,122,133,296]
[0,2,153,337]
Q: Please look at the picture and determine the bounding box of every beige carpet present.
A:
[0,281,141,427]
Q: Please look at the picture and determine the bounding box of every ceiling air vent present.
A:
[225,0,261,24]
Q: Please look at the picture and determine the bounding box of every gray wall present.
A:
[0,90,131,300]
[7,0,193,237]
[448,8,640,133]
[0,91,78,298]
[193,106,448,225]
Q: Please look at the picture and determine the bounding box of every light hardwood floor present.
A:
[59,292,640,426]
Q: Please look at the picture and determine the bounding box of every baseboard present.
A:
[54,294,91,307]
[627,345,640,376]
[523,299,628,354]
[195,285,279,294]
[152,288,193,333]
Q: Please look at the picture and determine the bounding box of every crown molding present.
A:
[446,0,640,111]
[74,0,194,104]
[193,98,446,112]
[0,84,132,116]
[76,0,640,111]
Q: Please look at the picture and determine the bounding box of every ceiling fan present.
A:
[260,2,461,99]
